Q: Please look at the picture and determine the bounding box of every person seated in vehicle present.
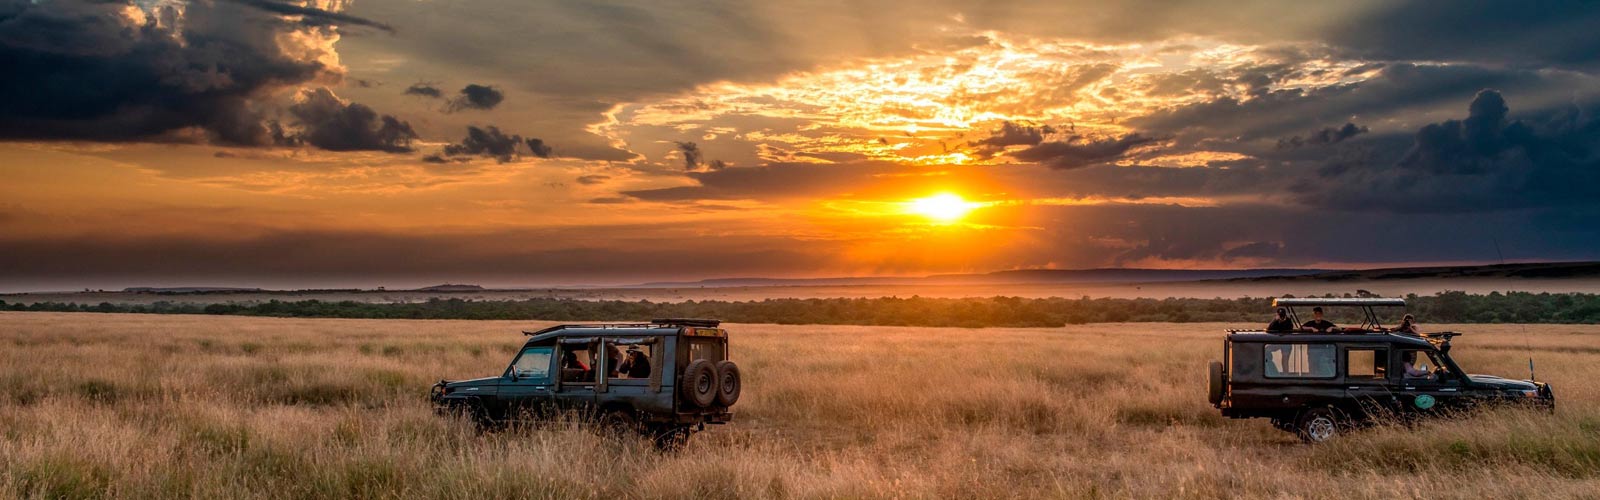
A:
[1300,307,1337,332]
[605,345,624,378]
[618,347,652,378]
[1392,314,1420,334]
[559,350,590,382]
[561,350,588,371]
[1266,307,1296,332]
[1401,350,1433,379]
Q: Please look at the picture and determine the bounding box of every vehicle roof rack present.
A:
[651,318,721,328]
[521,323,653,336]
[1271,298,1406,307]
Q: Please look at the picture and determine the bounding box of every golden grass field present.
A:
[1,312,1598,499]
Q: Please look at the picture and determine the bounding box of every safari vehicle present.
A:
[1207,298,1554,443]
[430,318,739,449]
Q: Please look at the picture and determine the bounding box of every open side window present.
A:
[1263,343,1337,379]
[555,337,598,385]
[1396,349,1459,385]
[1345,348,1388,380]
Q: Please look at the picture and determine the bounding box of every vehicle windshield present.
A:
[508,346,553,379]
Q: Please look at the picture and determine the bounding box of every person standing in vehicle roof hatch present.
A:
[1301,307,1337,332]
[1393,314,1420,334]
[1266,308,1296,332]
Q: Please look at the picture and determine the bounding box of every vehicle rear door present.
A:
[1343,345,1397,415]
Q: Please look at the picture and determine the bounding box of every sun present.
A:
[905,193,978,223]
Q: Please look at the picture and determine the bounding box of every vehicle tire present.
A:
[598,409,639,438]
[651,425,691,452]
[714,360,741,407]
[1296,407,1342,444]
[1207,360,1225,406]
[680,359,719,408]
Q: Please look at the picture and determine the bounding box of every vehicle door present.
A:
[1343,345,1398,416]
[498,344,555,421]
[1392,348,1465,414]
[599,336,667,413]
[553,337,600,415]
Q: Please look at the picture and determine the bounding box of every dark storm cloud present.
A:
[0,227,835,287]
[972,121,1055,157]
[1324,1,1600,69]
[1008,134,1157,170]
[221,0,395,33]
[403,82,444,98]
[1306,89,1600,213]
[1277,123,1368,149]
[526,138,554,158]
[284,88,418,153]
[448,84,506,112]
[1220,241,1284,261]
[1131,63,1576,144]
[674,141,703,170]
[0,0,410,152]
[431,125,553,163]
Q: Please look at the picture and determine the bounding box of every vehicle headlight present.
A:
[1521,389,1540,398]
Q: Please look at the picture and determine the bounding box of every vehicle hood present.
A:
[1468,374,1537,391]
[443,376,502,389]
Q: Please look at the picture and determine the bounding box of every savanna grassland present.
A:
[2,312,1598,499]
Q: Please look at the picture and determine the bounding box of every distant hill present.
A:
[1225,261,1600,282]
[412,284,486,292]
[636,268,1329,288]
[634,262,1600,289]
[123,287,264,293]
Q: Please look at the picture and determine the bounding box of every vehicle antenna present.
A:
[1492,236,1536,383]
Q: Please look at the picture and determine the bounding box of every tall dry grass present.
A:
[1,312,1598,499]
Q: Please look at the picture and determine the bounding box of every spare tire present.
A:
[1207,360,1225,406]
[714,360,741,407]
[680,359,718,408]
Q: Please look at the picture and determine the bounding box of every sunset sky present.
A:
[3,0,1600,290]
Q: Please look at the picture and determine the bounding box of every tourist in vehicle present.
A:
[1266,308,1296,332]
[1301,307,1337,332]
[1402,350,1433,379]
[605,344,624,377]
[561,350,588,371]
[619,347,652,378]
[1393,314,1420,334]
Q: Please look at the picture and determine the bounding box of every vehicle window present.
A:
[559,345,597,384]
[1399,349,1444,380]
[510,346,552,380]
[608,344,652,380]
[1263,344,1336,378]
[689,338,724,362]
[1346,348,1387,379]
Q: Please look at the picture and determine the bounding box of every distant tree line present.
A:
[3,291,1599,327]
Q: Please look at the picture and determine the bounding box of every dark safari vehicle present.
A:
[431,319,739,449]
[1208,298,1554,443]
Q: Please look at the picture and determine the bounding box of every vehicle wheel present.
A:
[680,359,719,408]
[1270,418,1295,433]
[1207,360,1225,406]
[651,425,691,452]
[714,360,741,407]
[598,409,639,438]
[1296,407,1342,443]
[454,401,500,433]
